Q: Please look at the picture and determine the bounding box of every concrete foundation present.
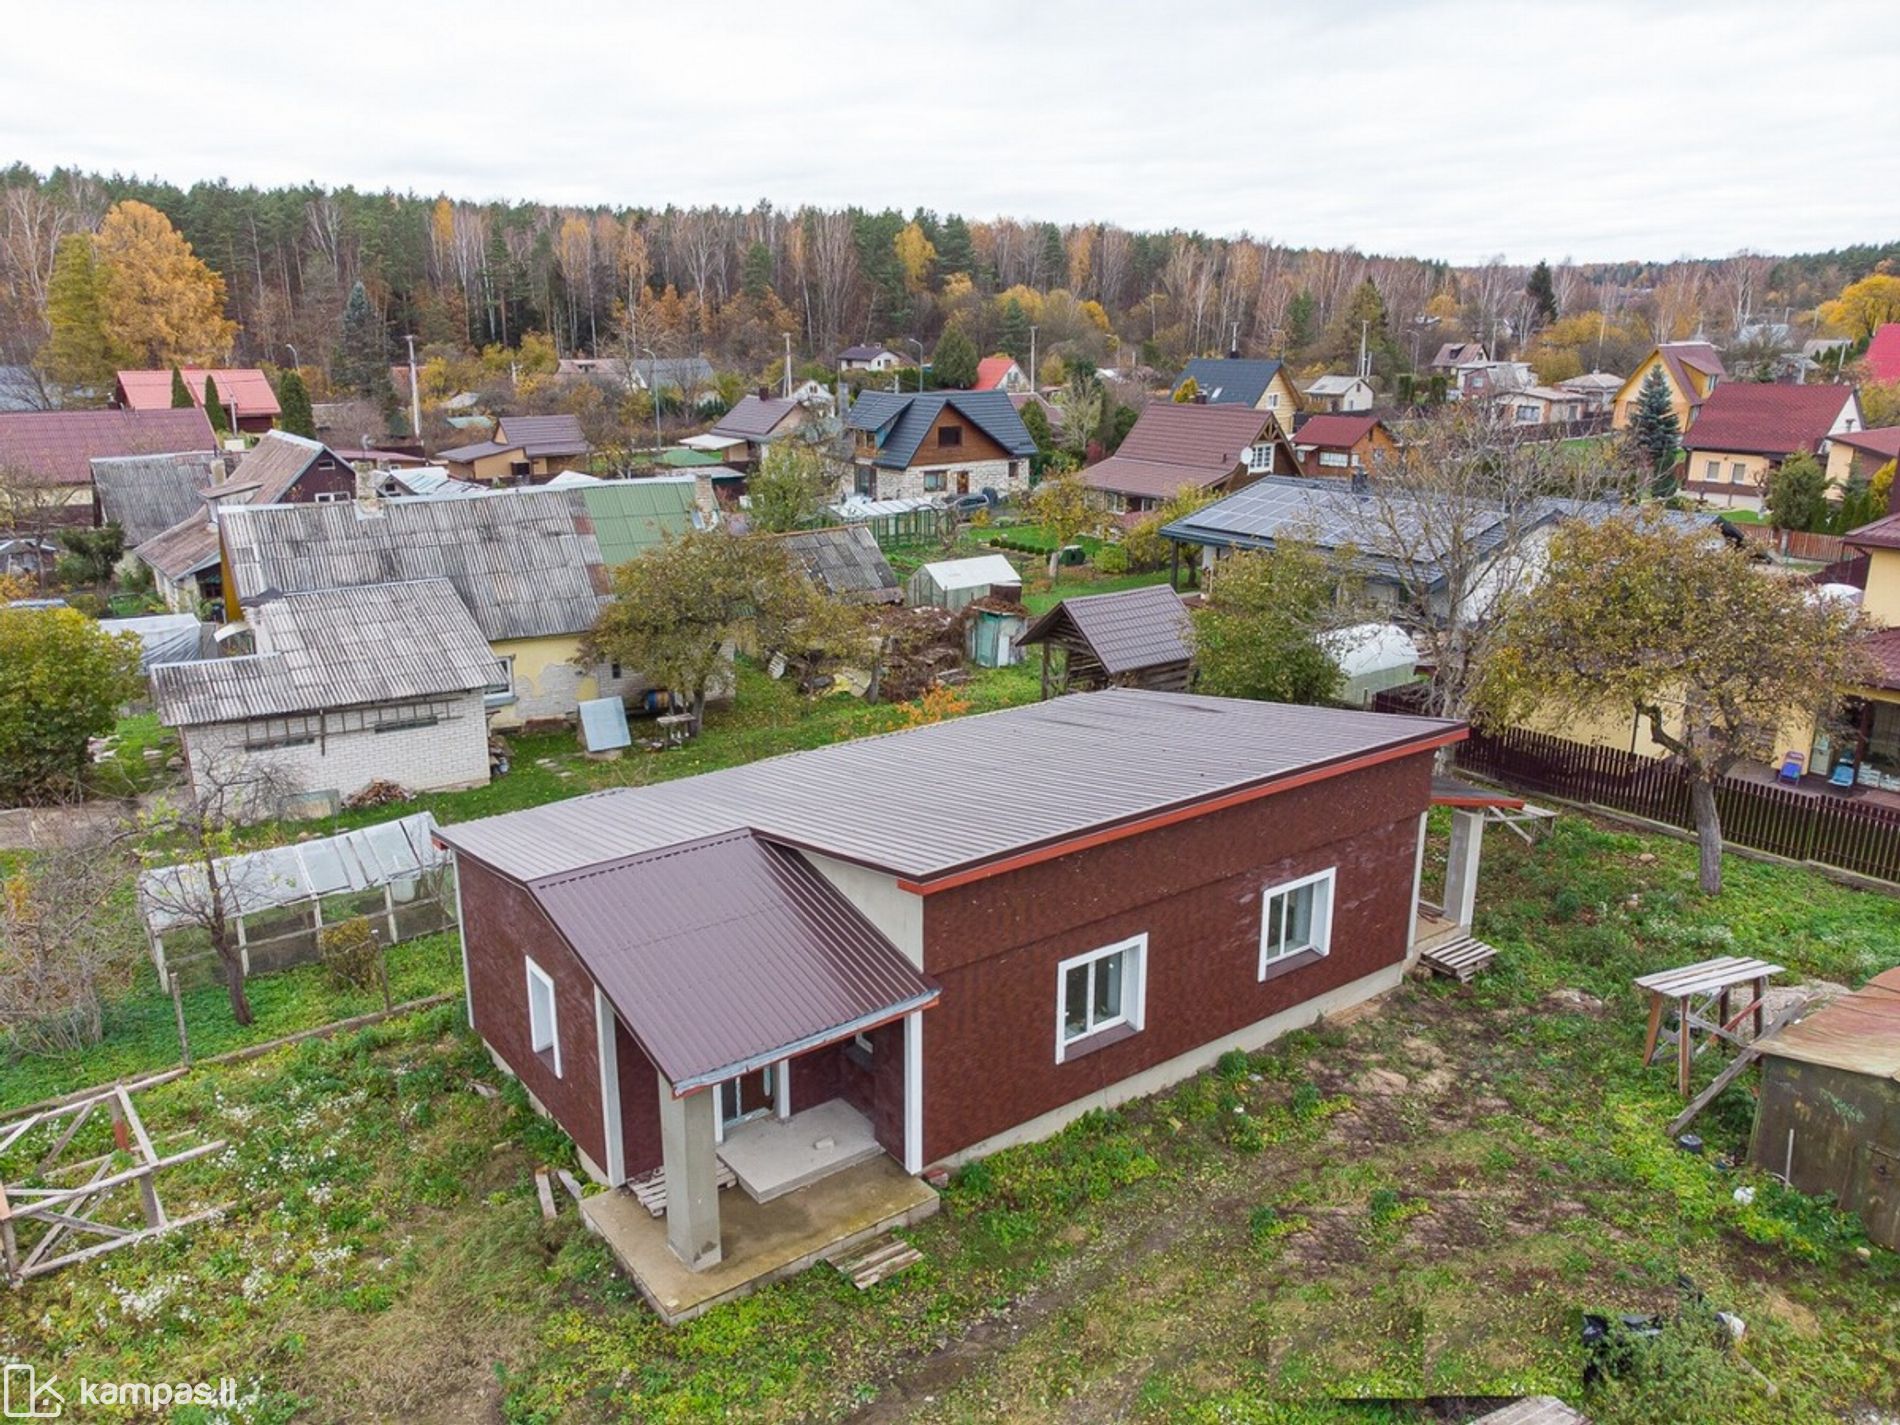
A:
[717,1100,884,1203]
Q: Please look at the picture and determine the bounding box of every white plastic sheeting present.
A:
[138,812,450,935]
[100,614,206,672]
[1319,622,1419,706]
[908,554,1024,611]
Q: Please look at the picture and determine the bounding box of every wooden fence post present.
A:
[169,970,191,1068]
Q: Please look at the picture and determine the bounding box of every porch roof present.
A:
[528,830,937,1093]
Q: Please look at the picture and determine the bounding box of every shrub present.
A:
[318,915,382,991]
[1093,543,1129,575]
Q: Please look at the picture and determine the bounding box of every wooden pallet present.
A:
[830,1233,923,1290]
[627,1161,736,1217]
[1420,934,1498,983]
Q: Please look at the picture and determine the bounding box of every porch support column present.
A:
[1406,811,1428,956]
[658,1072,722,1271]
[903,1011,924,1175]
[1444,809,1484,930]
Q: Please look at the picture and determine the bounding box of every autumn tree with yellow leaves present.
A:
[92,200,236,367]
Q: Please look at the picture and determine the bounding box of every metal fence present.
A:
[1371,688,1900,885]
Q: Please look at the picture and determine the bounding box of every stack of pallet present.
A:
[830,1233,922,1289]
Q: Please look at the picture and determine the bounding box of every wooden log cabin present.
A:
[1018,584,1194,698]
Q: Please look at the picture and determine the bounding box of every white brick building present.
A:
[152,580,497,815]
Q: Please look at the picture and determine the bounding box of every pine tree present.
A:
[169,364,193,407]
[41,234,115,399]
[1038,224,1066,286]
[936,215,975,281]
[1627,366,1681,494]
[203,373,229,435]
[276,369,315,438]
[997,298,1031,365]
[1284,290,1317,353]
[1526,261,1559,328]
[932,324,978,390]
[334,280,387,398]
[741,242,774,301]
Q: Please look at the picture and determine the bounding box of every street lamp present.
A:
[1029,326,1038,390]
[641,347,663,452]
[907,338,925,392]
[282,342,299,370]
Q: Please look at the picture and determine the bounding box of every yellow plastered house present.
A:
[1611,342,1726,432]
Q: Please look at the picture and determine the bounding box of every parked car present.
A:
[949,487,1003,517]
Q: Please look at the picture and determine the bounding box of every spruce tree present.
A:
[997,298,1031,365]
[169,364,193,407]
[203,373,228,435]
[1039,224,1067,286]
[1628,366,1681,494]
[276,368,315,438]
[41,234,115,398]
[1526,261,1559,327]
[936,215,975,281]
[334,279,387,398]
[931,324,978,390]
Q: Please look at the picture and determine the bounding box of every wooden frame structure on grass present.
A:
[0,1083,227,1284]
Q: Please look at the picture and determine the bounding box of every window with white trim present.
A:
[526,957,561,1076]
[1247,442,1275,473]
[1056,934,1146,1061]
[1318,450,1350,469]
[1260,868,1334,976]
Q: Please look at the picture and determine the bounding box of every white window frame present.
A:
[1247,442,1275,473]
[526,957,561,1076]
[1318,449,1350,469]
[485,654,516,708]
[1259,868,1335,977]
[1705,459,1720,481]
[1055,933,1147,1063]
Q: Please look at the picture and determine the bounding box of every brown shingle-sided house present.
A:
[1019,583,1194,695]
[438,690,1471,1318]
[437,413,591,484]
[114,367,281,433]
[1082,401,1291,518]
[1680,382,1863,511]
[0,407,217,530]
[1292,413,1399,480]
[131,431,357,611]
[844,390,1037,501]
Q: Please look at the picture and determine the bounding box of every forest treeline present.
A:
[3,162,1897,389]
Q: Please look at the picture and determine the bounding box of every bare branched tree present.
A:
[0,821,141,1055]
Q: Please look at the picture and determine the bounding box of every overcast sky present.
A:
[3,0,1892,266]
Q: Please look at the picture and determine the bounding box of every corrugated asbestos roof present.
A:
[218,487,612,641]
[151,579,497,725]
[1758,967,1900,1080]
[133,432,343,580]
[776,525,901,604]
[530,830,937,1091]
[437,687,1462,885]
[1020,584,1192,674]
[91,450,222,546]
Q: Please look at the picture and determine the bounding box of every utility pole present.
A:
[783,333,792,398]
[1029,326,1038,390]
[907,338,925,392]
[641,347,662,452]
[1358,320,1369,380]
[404,334,421,446]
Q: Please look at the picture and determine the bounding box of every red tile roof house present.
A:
[1864,324,1900,386]
[1679,382,1865,512]
[0,406,217,530]
[1831,426,1900,494]
[1292,414,1400,480]
[973,355,1029,393]
[114,368,282,435]
[437,689,1490,1321]
[1082,401,1291,521]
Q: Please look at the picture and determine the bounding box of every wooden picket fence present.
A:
[1373,690,1900,885]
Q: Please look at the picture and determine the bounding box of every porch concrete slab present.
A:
[1414,912,1460,951]
[718,1099,884,1202]
[579,1153,938,1325]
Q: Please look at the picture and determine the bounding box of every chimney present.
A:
[758,385,771,401]
[1194,393,1208,405]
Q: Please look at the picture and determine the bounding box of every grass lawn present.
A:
[3,813,1895,1423]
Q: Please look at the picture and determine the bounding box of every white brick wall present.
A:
[181,690,491,808]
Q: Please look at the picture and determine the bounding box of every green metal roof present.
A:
[658,447,723,467]
[580,478,697,567]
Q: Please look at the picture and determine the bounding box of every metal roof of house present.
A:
[711,394,800,440]
[839,344,896,361]
[845,390,1037,469]
[973,356,1020,390]
[1019,584,1193,674]
[581,477,698,566]
[528,829,938,1091]
[1833,426,1900,463]
[776,524,901,604]
[435,439,520,463]
[631,355,715,390]
[1174,358,1286,407]
[152,579,497,726]
[1303,374,1369,395]
[0,407,218,487]
[436,687,1464,886]
[218,487,615,641]
[1683,382,1856,459]
[1294,414,1385,449]
[91,450,222,546]
[1757,967,1900,1081]
[140,812,449,934]
[115,368,281,419]
[1082,402,1273,501]
[1867,324,1900,385]
[495,413,590,457]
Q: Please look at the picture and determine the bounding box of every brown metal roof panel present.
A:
[438,689,1462,884]
[1025,583,1194,675]
[1758,968,1900,1080]
[529,832,936,1090]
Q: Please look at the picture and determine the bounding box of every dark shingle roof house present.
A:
[711,395,802,441]
[1081,403,1277,503]
[1658,342,1726,406]
[839,344,898,363]
[845,391,1036,470]
[1174,358,1287,407]
[437,413,590,468]
[1430,342,1487,370]
[0,407,217,489]
[91,450,223,546]
[441,687,1470,1315]
[1683,382,1858,458]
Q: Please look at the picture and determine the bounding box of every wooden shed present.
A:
[1749,968,1900,1250]
[1018,583,1194,698]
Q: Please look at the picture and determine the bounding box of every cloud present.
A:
[0,0,1891,263]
